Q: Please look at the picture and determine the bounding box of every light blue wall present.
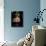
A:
[40,0,46,27]
[4,0,40,42]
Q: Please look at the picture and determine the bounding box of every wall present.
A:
[0,0,4,42]
[4,0,40,42]
[40,0,46,27]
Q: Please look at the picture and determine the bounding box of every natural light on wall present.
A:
[0,0,4,42]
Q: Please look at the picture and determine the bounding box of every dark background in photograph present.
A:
[11,11,23,27]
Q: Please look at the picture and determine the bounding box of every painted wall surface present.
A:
[40,0,46,26]
[4,0,40,42]
[0,0,4,42]
[0,8,4,42]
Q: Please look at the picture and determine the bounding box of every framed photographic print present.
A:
[11,11,23,27]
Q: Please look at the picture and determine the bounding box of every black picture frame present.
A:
[11,11,23,27]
